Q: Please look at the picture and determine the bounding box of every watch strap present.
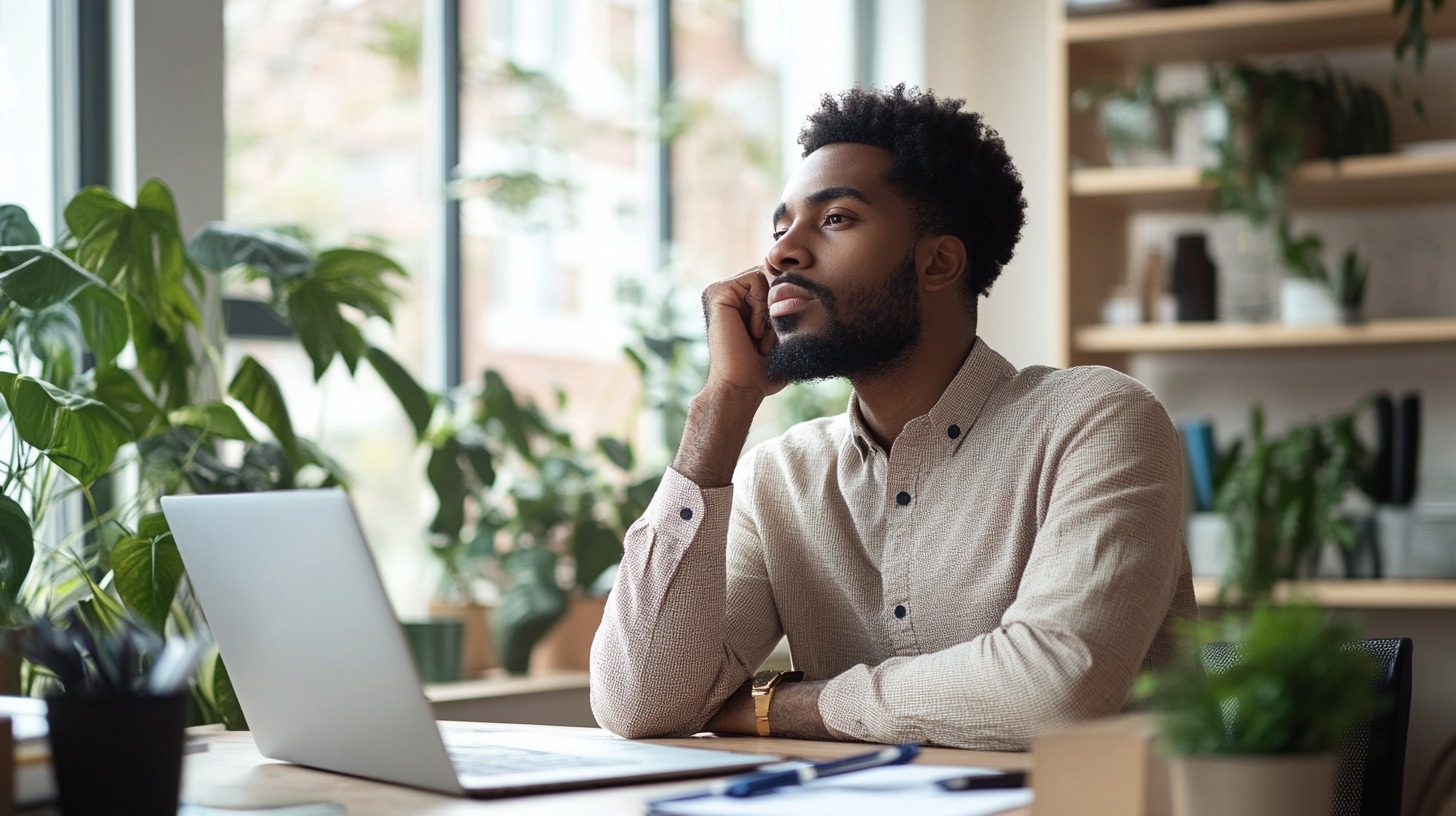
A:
[751,670,804,737]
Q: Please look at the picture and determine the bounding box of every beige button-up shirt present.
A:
[590,340,1196,750]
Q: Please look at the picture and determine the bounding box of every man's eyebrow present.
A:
[771,186,872,226]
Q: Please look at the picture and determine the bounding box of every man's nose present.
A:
[766,230,809,274]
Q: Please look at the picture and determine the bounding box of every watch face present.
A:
[751,669,776,691]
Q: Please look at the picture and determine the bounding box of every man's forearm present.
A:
[672,387,762,487]
[705,679,835,740]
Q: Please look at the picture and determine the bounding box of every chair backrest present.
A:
[1201,637,1413,816]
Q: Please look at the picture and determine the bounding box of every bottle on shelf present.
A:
[1170,232,1217,322]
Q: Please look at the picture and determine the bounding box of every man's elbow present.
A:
[590,691,696,740]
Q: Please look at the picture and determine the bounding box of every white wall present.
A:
[920,0,1063,370]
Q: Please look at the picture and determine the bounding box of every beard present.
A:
[763,247,921,383]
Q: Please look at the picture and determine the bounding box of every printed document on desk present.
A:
[648,765,1032,816]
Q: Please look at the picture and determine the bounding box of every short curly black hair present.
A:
[798,84,1027,301]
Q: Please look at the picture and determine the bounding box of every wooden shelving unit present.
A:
[1065,0,1456,65]
[1059,0,1456,366]
[1077,317,1456,353]
[1192,577,1456,609]
[1070,151,1456,212]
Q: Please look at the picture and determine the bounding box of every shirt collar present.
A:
[844,338,1018,460]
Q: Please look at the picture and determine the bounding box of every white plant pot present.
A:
[1171,754,1336,816]
[1280,278,1340,326]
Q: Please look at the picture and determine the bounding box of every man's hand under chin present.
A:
[704,678,836,740]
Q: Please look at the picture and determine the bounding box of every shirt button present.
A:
[894,604,907,619]
[680,507,693,521]
[947,424,961,439]
[895,491,911,506]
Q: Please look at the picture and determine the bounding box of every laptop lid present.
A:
[163,488,778,798]
[163,488,465,795]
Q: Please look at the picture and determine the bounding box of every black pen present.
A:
[935,770,1028,791]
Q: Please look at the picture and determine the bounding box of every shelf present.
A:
[1065,0,1456,65]
[1069,151,1456,211]
[1076,317,1456,353]
[1193,577,1456,609]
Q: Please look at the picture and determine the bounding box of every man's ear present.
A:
[917,234,967,293]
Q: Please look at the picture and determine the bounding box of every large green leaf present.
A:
[0,493,34,608]
[364,346,434,439]
[309,248,405,321]
[199,651,249,731]
[482,369,533,461]
[187,223,312,279]
[130,293,194,409]
[0,247,108,310]
[285,278,366,380]
[227,356,299,468]
[571,518,621,594]
[24,306,81,388]
[111,514,183,632]
[167,401,255,442]
[427,437,468,538]
[492,548,567,675]
[0,372,133,486]
[597,436,633,470]
[65,181,201,338]
[71,285,129,367]
[91,367,165,438]
[0,205,41,246]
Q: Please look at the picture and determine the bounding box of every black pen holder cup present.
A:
[46,693,189,816]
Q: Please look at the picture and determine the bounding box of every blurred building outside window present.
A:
[224,0,857,613]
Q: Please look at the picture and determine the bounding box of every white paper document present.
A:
[648,765,1033,816]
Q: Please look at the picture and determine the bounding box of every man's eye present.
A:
[771,229,787,240]
[825,213,847,226]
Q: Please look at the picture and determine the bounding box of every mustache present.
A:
[769,272,835,302]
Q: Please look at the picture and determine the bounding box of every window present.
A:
[0,1,56,240]
[221,0,858,612]
[224,0,436,605]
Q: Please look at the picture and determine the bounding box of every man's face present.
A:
[762,143,922,383]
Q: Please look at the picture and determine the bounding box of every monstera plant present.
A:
[0,180,415,725]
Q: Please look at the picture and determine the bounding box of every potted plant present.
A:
[1214,404,1373,606]
[1277,225,1372,326]
[2,183,419,726]
[24,605,204,815]
[411,369,658,675]
[1073,64,1202,167]
[1138,604,1377,816]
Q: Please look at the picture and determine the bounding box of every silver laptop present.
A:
[162,488,777,797]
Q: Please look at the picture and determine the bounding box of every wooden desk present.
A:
[179,724,1034,815]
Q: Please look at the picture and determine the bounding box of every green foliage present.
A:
[1392,0,1449,116]
[1140,604,1377,755]
[1206,62,1391,232]
[0,183,410,723]
[1278,223,1372,310]
[1214,404,1371,606]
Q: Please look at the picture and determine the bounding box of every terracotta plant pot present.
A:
[1170,753,1336,816]
[427,600,496,676]
[529,596,606,674]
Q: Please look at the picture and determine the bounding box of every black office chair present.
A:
[1202,638,1413,816]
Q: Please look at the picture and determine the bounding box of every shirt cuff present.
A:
[818,665,874,741]
[642,466,735,541]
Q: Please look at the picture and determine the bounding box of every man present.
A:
[590,84,1196,750]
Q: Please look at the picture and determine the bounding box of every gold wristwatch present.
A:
[750,669,804,737]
